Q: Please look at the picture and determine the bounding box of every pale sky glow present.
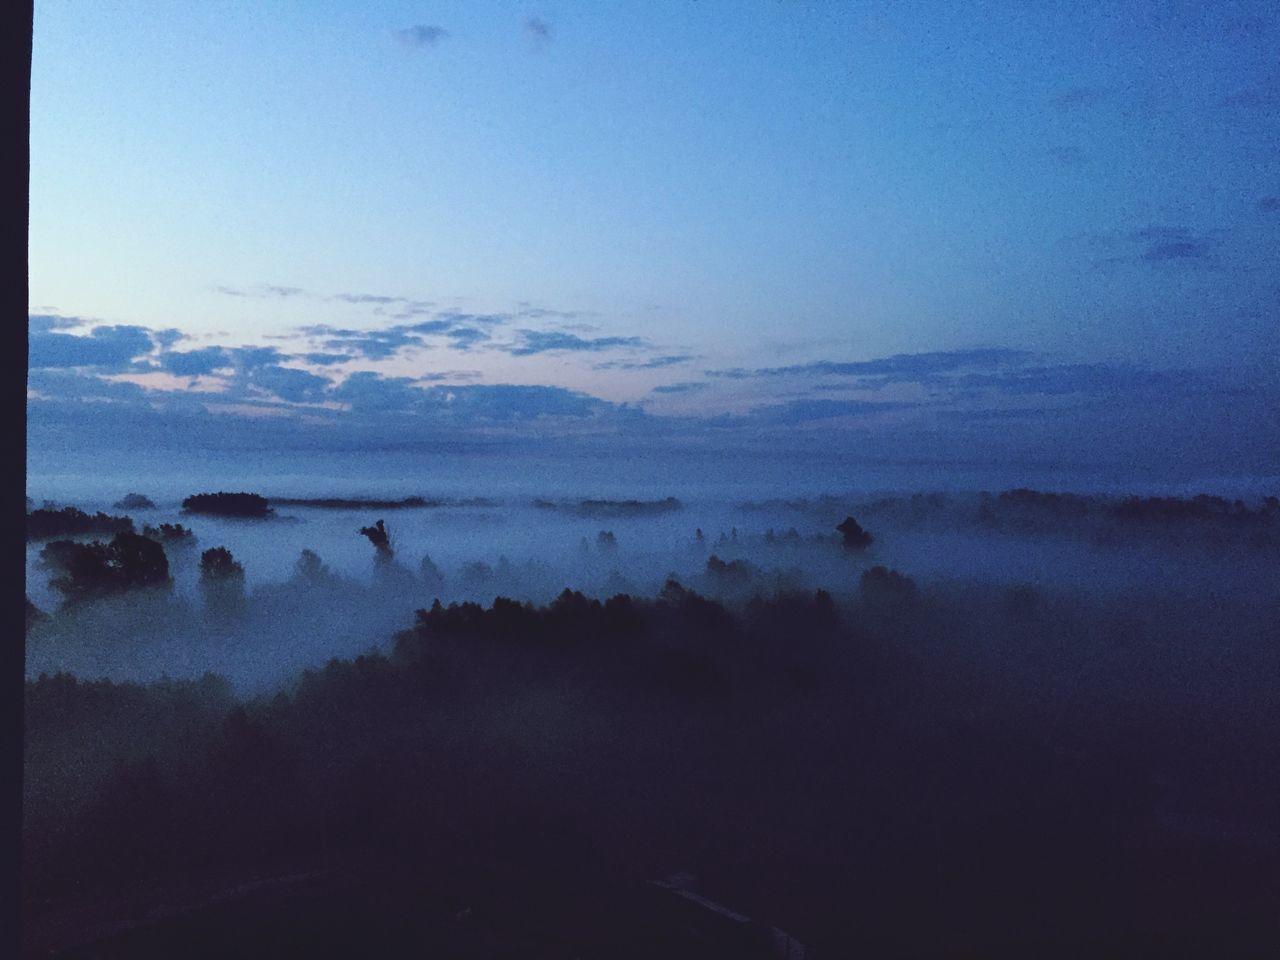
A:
[26,1,1280,476]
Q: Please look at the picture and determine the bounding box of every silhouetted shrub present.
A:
[294,548,331,581]
[200,547,246,613]
[113,493,156,510]
[859,565,916,607]
[182,492,272,518]
[26,506,134,541]
[836,516,874,551]
[358,519,393,560]
[142,522,195,544]
[200,546,244,582]
[705,554,761,585]
[37,539,81,574]
[25,597,45,630]
[420,553,445,589]
[48,533,172,603]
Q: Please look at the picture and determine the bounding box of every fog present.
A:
[24,480,1280,954]
[25,486,1279,701]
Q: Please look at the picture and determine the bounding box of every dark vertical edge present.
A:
[6,1,34,955]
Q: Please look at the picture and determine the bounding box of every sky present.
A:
[26,1,1280,484]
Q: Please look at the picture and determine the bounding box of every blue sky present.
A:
[27,1,1280,477]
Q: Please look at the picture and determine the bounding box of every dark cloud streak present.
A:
[395,25,449,48]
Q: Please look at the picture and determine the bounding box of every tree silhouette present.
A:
[200,546,244,582]
[359,519,394,562]
[200,546,246,613]
[836,516,874,551]
[859,565,916,607]
[26,505,135,541]
[420,553,445,589]
[142,522,195,544]
[182,492,272,518]
[294,548,331,582]
[114,493,156,510]
[25,597,45,630]
[49,532,171,603]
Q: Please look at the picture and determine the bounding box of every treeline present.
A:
[742,489,1280,547]
[23,584,849,901]
[270,495,435,510]
[24,572,1279,954]
[534,496,683,517]
[26,505,135,541]
[182,491,272,518]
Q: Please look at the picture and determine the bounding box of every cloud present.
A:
[404,320,454,335]
[216,284,308,299]
[301,352,356,366]
[1046,145,1086,167]
[1130,226,1216,264]
[1049,87,1105,110]
[650,382,709,395]
[596,354,695,371]
[1221,15,1271,43]
[286,312,515,359]
[227,346,288,369]
[1141,240,1214,263]
[304,324,427,360]
[516,306,589,321]
[708,349,1032,382]
[332,292,402,305]
[247,365,332,404]
[507,330,646,356]
[395,25,449,48]
[29,325,156,371]
[1221,76,1280,109]
[152,328,186,349]
[433,311,511,327]
[28,314,89,333]
[422,384,608,421]
[445,327,490,351]
[328,371,425,414]
[417,370,483,382]
[525,17,551,43]
[330,292,438,317]
[28,369,151,404]
[711,398,915,427]
[160,347,232,377]
[950,362,1232,399]
[1083,224,1222,269]
[326,373,611,422]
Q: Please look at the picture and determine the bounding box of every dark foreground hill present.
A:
[23,580,1280,957]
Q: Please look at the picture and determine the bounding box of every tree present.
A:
[142,523,195,544]
[200,546,244,581]
[49,532,171,603]
[114,493,156,510]
[200,546,246,612]
[859,566,916,607]
[836,516,874,551]
[182,492,271,518]
[420,554,445,589]
[295,548,330,581]
[359,519,393,561]
[26,597,46,630]
[26,505,134,541]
